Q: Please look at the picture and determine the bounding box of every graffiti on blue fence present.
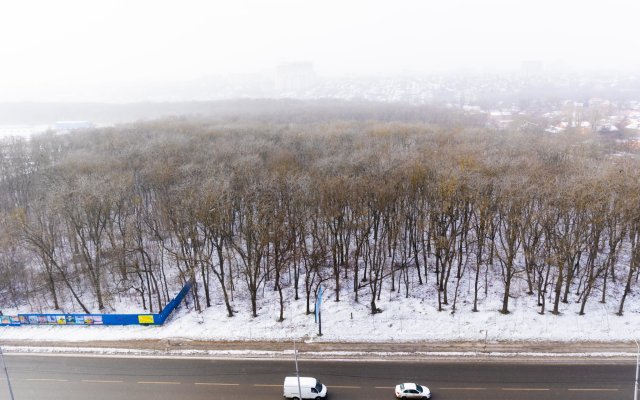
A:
[0,280,193,327]
[0,315,20,326]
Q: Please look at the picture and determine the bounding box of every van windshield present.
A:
[315,381,323,392]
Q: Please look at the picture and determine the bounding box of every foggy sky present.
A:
[1,0,639,102]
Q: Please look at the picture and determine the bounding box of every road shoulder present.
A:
[1,339,637,362]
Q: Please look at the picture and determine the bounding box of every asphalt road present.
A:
[0,354,636,400]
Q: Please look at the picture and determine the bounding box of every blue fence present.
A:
[156,279,193,324]
[0,280,193,327]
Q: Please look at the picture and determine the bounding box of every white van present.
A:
[283,376,328,399]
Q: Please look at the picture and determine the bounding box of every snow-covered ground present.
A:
[1,273,638,344]
[0,125,49,139]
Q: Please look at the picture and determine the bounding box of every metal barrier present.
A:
[0,280,193,327]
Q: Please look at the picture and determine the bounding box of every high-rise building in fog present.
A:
[275,62,316,92]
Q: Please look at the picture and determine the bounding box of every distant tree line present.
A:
[0,104,639,319]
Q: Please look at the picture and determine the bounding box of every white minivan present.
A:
[283,376,328,399]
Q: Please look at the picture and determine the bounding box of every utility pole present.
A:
[0,346,15,400]
[294,340,302,400]
[634,338,639,400]
[318,306,322,337]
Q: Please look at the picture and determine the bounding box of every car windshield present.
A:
[399,384,405,390]
[416,385,423,392]
[315,381,323,392]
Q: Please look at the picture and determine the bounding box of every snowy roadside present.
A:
[2,285,639,343]
[2,270,639,362]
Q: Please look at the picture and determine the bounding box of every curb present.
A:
[2,345,637,363]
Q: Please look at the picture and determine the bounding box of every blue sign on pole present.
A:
[315,286,323,321]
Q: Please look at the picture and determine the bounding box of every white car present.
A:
[395,382,431,399]
[283,376,327,399]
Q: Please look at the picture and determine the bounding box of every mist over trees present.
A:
[0,99,485,126]
[0,101,639,320]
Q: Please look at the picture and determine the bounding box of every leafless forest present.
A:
[1,102,639,320]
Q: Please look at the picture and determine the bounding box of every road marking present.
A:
[195,382,240,386]
[502,388,549,391]
[331,385,361,389]
[375,386,394,389]
[568,388,619,391]
[81,380,123,383]
[25,378,68,382]
[253,384,281,387]
[439,387,487,390]
[137,381,180,385]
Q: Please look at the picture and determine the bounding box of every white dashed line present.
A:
[195,382,240,386]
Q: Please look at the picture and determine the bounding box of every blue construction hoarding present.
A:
[0,280,193,327]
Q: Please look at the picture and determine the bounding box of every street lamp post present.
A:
[0,346,15,400]
[634,338,639,400]
[294,340,302,400]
